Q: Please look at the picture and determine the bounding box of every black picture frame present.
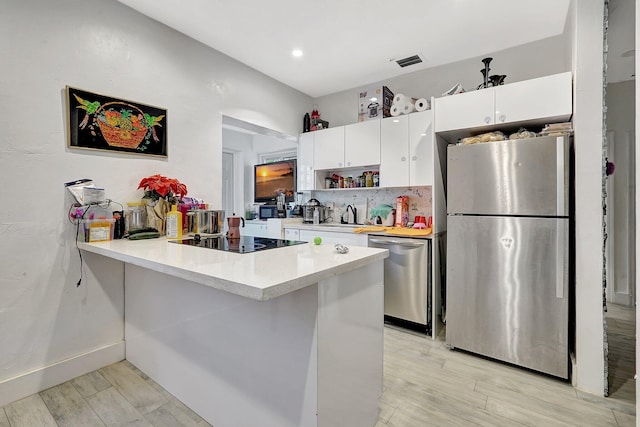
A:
[66,86,167,157]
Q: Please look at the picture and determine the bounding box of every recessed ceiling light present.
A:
[621,49,635,57]
[292,49,303,57]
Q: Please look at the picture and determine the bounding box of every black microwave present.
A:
[259,205,278,220]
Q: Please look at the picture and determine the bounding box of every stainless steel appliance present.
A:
[446,135,571,379]
[303,198,328,223]
[368,235,432,332]
[169,235,305,254]
[186,210,225,235]
[259,204,278,220]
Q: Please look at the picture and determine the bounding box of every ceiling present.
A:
[117,0,634,98]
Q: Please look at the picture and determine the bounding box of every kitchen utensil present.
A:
[383,209,395,226]
[227,215,245,239]
[187,210,225,235]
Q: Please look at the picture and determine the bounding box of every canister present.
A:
[126,202,147,231]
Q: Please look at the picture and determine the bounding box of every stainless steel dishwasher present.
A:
[368,235,432,333]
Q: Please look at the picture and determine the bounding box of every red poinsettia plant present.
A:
[138,174,188,204]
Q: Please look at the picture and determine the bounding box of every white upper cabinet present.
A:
[434,72,572,133]
[344,120,381,168]
[297,132,314,191]
[380,115,409,187]
[380,110,433,187]
[493,72,572,125]
[408,110,434,186]
[435,89,495,132]
[313,127,345,170]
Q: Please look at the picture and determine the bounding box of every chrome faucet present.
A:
[344,204,358,225]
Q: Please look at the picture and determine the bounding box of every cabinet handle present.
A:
[347,161,351,166]
[483,116,491,124]
[401,156,406,162]
[339,162,343,167]
[499,113,506,122]
[412,156,417,161]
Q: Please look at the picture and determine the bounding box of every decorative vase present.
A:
[145,197,169,235]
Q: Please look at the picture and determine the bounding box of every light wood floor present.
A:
[606,303,636,404]
[1,323,636,427]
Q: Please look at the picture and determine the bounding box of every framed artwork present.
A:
[66,86,167,157]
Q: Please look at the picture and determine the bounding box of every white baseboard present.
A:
[0,341,125,407]
[610,292,633,307]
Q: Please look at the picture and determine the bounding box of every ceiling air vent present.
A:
[395,55,423,68]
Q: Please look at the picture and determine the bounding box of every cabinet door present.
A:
[297,133,315,191]
[380,115,409,187]
[242,222,269,238]
[434,89,495,132]
[408,110,434,186]
[344,120,380,168]
[494,72,572,125]
[313,127,345,170]
[284,228,300,241]
[299,230,368,247]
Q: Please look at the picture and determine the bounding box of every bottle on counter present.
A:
[166,204,183,239]
[312,207,320,225]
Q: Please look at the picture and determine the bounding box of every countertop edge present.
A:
[78,240,388,301]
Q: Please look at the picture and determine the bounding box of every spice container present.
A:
[373,170,380,187]
[365,172,373,187]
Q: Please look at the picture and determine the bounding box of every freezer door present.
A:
[447,136,570,216]
[446,215,569,378]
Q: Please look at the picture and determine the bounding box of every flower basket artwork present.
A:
[138,175,188,234]
[66,86,167,157]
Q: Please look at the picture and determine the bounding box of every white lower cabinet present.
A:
[298,229,368,247]
[284,228,300,240]
[243,220,283,239]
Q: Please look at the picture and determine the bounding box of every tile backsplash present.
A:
[308,186,432,224]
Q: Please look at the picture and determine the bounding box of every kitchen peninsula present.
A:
[78,238,388,427]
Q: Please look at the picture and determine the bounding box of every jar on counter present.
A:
[126,202,147,231]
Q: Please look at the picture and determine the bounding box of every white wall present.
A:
[571,0,606,395]
[635,0,639,419]
[0,0,311,404]
[314,35,570,128]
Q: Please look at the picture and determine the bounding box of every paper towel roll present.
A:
[414,98,430,112]
[402,102,416,114]
[393,93,417,106]
[390,104,402,116]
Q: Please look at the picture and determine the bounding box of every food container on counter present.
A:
[80,218,115,242]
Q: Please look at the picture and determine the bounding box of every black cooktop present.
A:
[169,235,306,254]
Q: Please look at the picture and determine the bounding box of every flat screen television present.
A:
[254,159,297,203]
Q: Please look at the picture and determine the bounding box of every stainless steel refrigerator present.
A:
[446,135,571,379]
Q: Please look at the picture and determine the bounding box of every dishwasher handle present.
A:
[369,238,424,248]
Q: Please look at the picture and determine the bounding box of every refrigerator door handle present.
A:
[556,220,565,299]
[556,136,565,216]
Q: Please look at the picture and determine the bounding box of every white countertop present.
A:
[78,237,388,301]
